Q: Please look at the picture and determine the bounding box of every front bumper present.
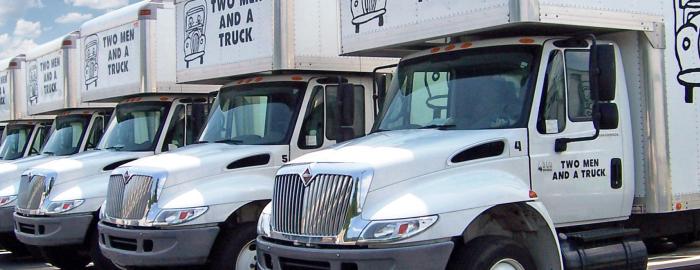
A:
[98,222,220,267]
[0,206,15,232]
[13,212,93,246]
[256,237,454,270]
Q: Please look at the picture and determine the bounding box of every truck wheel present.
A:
[0,232,29,257]
[41,246,91,269]
[209,223,257,270]
[447,236,536,270]
[89,228,118,270]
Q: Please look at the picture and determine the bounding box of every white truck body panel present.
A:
[80,0,218,102]
[174,0,396,84]
[25,32,114,115]
[0,57,52,122]
[338,0,664,56]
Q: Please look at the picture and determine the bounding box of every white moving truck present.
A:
[96,0,394,269]
[12,1,218,269]
[256,1,699,269]
[0,31,114,257]
[0,55,53,162]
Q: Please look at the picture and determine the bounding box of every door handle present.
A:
[611,158,622,189]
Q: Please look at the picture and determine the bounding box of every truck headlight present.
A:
[358,216,438,243]
[0,195,16,207]
[153,207,208,226]
[257,202,272,237]
[44,200,84,214]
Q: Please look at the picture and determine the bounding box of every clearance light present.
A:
[139,9,152,16]
[529,190,538,199]
[62,40,73,46]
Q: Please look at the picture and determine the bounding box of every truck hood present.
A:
[121,143,286,189]
[293,129,526,191]
[0,155,61,197]
[31,150,153,185]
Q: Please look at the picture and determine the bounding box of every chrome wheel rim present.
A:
[490,258,526,270]
[236,240,257,270]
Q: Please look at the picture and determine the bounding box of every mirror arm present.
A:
[372,64,398,119]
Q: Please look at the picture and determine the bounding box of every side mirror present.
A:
[335,83,356,142]
[595,103,619,130]
[590,45,616,101]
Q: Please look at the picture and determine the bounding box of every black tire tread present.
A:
[447,235,536,270]
[208,222,258,270]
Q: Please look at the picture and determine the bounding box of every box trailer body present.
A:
[79,0,217,102]
[255,1,700,270]
[174,0,394,84]
[13,1,216,268]
[96,0,395,268]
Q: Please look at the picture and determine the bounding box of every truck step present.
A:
[565,228,640,243]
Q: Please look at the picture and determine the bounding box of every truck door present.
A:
[290,81,366,161]
[528,41,625,226]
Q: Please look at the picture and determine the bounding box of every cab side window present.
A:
[566,50,594,121]
[29,126,48,156]
[326,85,366,140]
[86,115,105,150]
[538,51,567,134]
[298,86,324,149]
[162,105,186,152]
[187,102,209,145]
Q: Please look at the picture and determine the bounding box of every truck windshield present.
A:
[0,124,34,160]
[41,115,92,156]
[376,45,540,131]
[199,82,306,145]
[99,101,171,152]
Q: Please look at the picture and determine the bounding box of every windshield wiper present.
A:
[419,124,456,130]
[42,151,55,156]
[105,145,125,151]
[193,140,209,144]
[215,139,244,145]
[371,129,390,134]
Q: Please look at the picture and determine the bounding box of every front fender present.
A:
[362,158,532,221]
[49,171,110,213]
[156,166,279,225]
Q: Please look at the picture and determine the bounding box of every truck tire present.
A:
[0,232,29,257]
[41,246,91,269]
[209,223,257,270]
[447,236,536,270]
[88,228,118,270]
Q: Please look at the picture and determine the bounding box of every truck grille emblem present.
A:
[123,171,131,185]
[301,168,313,186]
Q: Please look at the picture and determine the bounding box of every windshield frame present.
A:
[0,124,35,160]
[199,81,308,146]
[373,45,542,132]
[98,101,172,152]
[41,114,93,156]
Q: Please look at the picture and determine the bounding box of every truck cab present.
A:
[13,95,210,268]
[0,120,52,161]
[98,74,376,268]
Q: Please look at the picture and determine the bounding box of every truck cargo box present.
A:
[0,56,50,122]
[25,32,113,115]
[175,0,396,84]
[80,0,218,102]
[339,0,664,57]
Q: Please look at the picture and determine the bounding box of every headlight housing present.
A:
[44,199,84,214]
[0,195,16,207]
[257,202,272,237]
[358,216,438,243]
[152,207,208,226]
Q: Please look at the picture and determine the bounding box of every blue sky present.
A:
[0,0,140,59]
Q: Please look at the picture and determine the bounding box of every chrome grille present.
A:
[105,174,154,220]
[16,175,46,210]
[273,174,356,237]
